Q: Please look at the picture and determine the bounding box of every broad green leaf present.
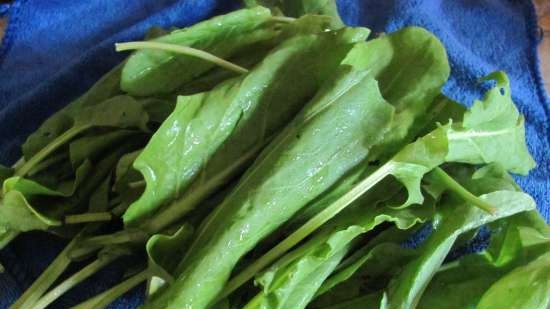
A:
[344,27,450,154]
[445,72,536,175]
[417,210,550,309]
[281,27,451,228]
[120,7,280,96]
[385,190,536,309]
[125,28,370,230]
[477,252,550,309]
[139,67,394,309]
[240,70,537,284]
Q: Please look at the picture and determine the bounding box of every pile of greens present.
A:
[1,2,548,309]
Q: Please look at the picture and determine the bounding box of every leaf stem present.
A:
[271,16,296,23]
[32,255,119,309]
[431,167,496,214]
[217,163,392,300]
[115,41,249,74]
[69,268,151,309]
[65,212,113,224]
[15,127,88,177]
[81,230,148,247]
[9,237,79,309]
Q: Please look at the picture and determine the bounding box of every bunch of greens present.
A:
[1,2,547,309]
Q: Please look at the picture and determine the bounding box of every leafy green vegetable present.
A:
[21,64,123,161]
[242,192,433,309]
[417,210,550,309]
[444,72,535,175]
[15,95,149,177]
[124,27,370,231]
[477,251,550,309]
[139,66,394,309]
[223,68,536,302]
[385,190,535,309]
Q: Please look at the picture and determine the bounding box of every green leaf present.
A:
[16,95,149,177]
[343,27,450,154]
[139,67,394,309]
[445,72,536,175]
[0,177,66,231]
[477,252,550,309]
[124,28,369,231]
[120,7,280,96]
[417,210,550,309]
[385,190,536,309]
[245,193,432,309]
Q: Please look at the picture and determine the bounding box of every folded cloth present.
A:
[0,1,548,308]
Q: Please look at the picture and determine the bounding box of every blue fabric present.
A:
[0,0,548,308]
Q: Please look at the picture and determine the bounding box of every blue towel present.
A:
[0,1,548,308]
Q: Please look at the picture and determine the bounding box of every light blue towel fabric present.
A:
[0,1,548,308]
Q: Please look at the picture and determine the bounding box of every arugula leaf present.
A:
[476,252,550,309]
[445,72,535,175]
[243,192,432,309]
[15,95,149,177]
[124,27,370,231]
[229,70,537,293]
[417,210,550,309]
[139,66,394,309]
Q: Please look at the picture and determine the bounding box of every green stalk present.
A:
[69,269,151,309]
[431,167,496,214]
[15,126,89,177]
[270,16,296,23]
[218,163,392,300]
[9,237,80,309]
[115,42,249,74]
[80,230,148,247]
[32,255,120,309]
[65,212,113,224]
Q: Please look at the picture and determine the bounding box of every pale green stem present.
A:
[127,180,146,189]
[9,237,80,309]
[431,167,496,214]
[69,268,151,309]
[65,212,113,224]
[115,41,249,74]
[32,255,119,309]
[218,163,393,300]
[271,16,296,23]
